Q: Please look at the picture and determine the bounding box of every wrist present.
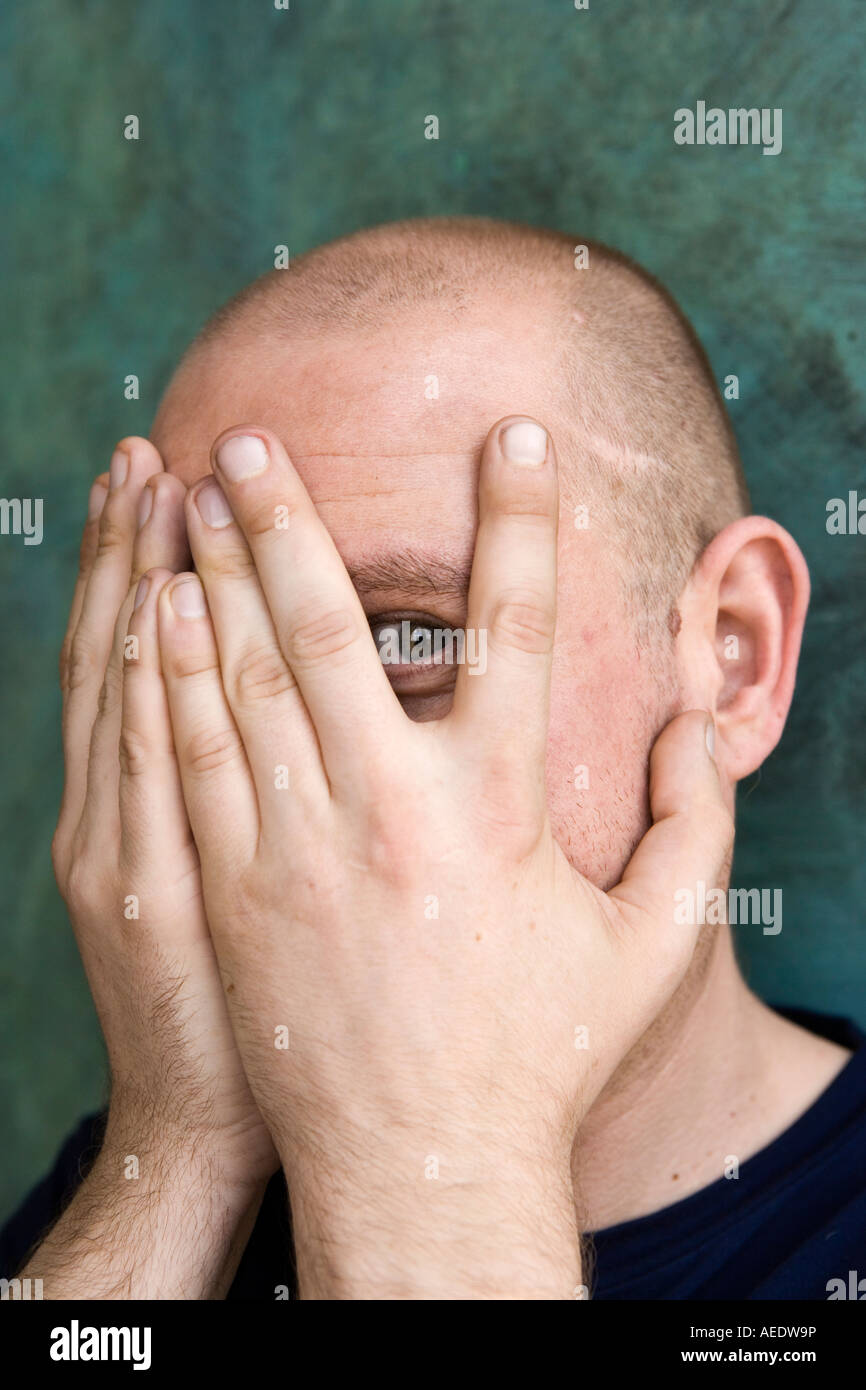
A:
[24,1115,267,1299]
[283,1132,582,1300]
[101,1103,266,1203]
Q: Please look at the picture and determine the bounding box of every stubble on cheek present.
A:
[544,634,682,891]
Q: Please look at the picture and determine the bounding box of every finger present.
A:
[608,711,735,939]
[118,569,204,914]
[56,439,164,873]
[59,474,109,698]
[53,475,108,883]
[450,417,558,815]
[184,474,327,818]
[81,472,192,845]
[132,470,192,581]
[210,427,404,791]
[158,573,259,869]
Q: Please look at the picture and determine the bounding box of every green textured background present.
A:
[1,0,864,1221]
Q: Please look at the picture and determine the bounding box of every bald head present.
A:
[158,217,748,637]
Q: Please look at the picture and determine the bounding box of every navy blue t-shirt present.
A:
[2,1008,864,1299]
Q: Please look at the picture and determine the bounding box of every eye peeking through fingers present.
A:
[369,612,467,693]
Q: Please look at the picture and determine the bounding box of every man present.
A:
[2,218,863,1299]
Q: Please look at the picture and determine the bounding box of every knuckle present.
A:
[77,523,99,578]
[65,854,100,915]
[97,668,122,720]
[58,638,71,692]
[244,497,289,539]
[489,591,555,655]
[118,723,150,778]
[168,649,220,682]
[471,764,537,846]
[490,491,556,523]
[209,544,257,582]
[360,781,433,885]
[66,634,99,694]
[244,492,304,539]
[95,508,129,559]
[181,724,242,776]
[288,606,360,667]
[365,818,424,887]
[50,827,69,885]
[230,645,295,705]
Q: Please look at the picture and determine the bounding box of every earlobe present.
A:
[688,516,810,782]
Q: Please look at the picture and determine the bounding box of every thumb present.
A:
[608,710,734,935]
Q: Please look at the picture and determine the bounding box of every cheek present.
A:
[543,632,660,889]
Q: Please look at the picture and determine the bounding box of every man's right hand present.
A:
[33,438,277,1299]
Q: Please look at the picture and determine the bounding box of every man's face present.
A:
[152,298,678,888]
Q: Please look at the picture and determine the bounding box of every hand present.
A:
[47,439,277,1297]
[156,418,733,1298]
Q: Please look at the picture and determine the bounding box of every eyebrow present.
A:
[346,550,472,602]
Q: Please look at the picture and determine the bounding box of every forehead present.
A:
[152,304,569,531]
[150,304,641,743]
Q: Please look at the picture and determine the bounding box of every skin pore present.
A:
[148,222,849,1236]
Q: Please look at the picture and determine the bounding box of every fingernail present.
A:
[133,576,150,611]
[500,420,548,466]
[109,448,129,490]
[216,434,269,482]
[196,478,234,528]
[171,577,206,618]
[88,481,108,520]
[706,719,716,759]
[137,486,153,530]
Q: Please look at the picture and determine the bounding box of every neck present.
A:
[574,927,850,1232]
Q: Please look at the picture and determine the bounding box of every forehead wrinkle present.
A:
[291,450,482,502]
[292,450,475,460]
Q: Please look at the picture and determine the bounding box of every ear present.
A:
[676,516,810,783]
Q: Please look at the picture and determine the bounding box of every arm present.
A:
[20,1123,267,1300]
[32,438,277,1299]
